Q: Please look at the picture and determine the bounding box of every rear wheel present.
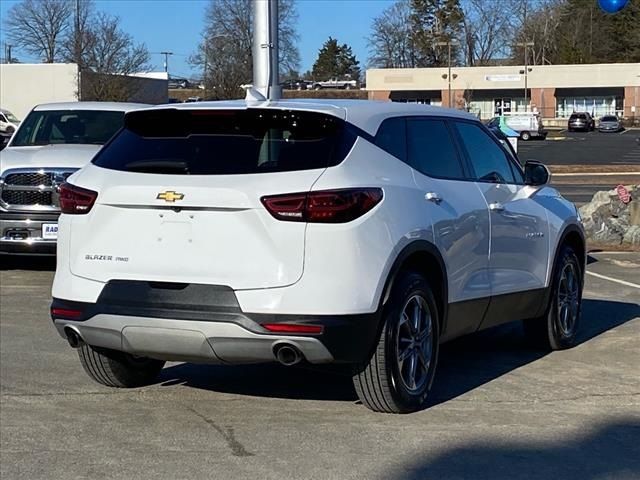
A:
[524,245,583,350]
[520,131,531,141]
[352,271,439,413]
[78,344,165,387]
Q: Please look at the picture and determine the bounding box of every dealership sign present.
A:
[485,74,522,82]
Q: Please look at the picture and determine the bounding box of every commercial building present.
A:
[366,63,640,124]
[0,63,168,119]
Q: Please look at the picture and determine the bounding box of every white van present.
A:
[496,113,546,141]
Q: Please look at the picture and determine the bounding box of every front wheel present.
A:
[524,245,583,350]
[352,271,440,413]
[520,131,531,141]
[78,344,165,387]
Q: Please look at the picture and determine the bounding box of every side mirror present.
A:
[524,160,550,186]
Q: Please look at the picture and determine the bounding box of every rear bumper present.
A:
[51,281,381,364]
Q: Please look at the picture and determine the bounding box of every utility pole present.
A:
[160,51,173,73]
[75,0,81,99]
[5,44,12,63]
[518,42,534,112]
[435,39,459,108]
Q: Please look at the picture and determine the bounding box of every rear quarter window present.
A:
[93,109,356,175]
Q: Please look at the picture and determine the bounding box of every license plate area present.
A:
[42,223,58,239]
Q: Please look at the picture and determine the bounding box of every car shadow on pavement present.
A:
[158,299,638,405]
[0,255,56,271]
[388,418,640,480]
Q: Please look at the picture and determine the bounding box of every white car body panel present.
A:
[0,144,102,171]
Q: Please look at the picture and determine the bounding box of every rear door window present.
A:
[406,118,466,180]
[93,109,354,175]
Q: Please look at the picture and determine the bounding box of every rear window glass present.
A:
[11,110,124,147]
[92,109,354,175]
[570,114,587,120]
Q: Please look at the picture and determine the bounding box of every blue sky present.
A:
[0,0,395,78]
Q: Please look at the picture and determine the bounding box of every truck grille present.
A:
[0,169,77,212]
[4,172,55,187]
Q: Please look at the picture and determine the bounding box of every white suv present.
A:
[51,100,585,413]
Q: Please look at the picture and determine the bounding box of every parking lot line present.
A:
[619,130,628,134]
[586,270,640,289]
[552,172,640,176]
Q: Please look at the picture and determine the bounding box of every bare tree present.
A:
[367,0,415,68]
[61,0,95,69]
[461,0,518,66]
[3,0,72,62]
[80,12,150,101]
[190,0,300,100]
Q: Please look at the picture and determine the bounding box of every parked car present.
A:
[168,77,190,89]
[598,115,623,133]
[0,108,20,134]
[50,100,585,413]
[0,102,146,255]
[313,77,358,90]
[281,79,312,90]
[567,112,595,132]
[487,113,545,141]
[184,96,202,103]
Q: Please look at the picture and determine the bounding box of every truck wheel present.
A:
[345,84,352,90]
[78,344,165,388]
[5,126,14,134]
[520,131,531,141]
[314,84,322,90]
[352,271,439,413]
[524,245,583,350]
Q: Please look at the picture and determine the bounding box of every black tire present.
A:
[352,271,440,413]
[5,126,15,134]
[524,245,583,350]
[520,131,531,141]
[78,344,165,387]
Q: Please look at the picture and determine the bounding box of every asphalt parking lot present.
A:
[1,254,638,480]
[518,129,640,166]
[517,129,640,206]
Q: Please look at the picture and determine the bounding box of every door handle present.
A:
[489,202,505,212]
[425,192,442,204]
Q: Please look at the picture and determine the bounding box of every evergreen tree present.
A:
[312,37,360,80]
[410,0,464,67]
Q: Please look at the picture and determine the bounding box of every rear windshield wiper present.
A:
[124,160,190,174]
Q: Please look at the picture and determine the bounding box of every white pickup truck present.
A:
[0,101,145,255]
[312,77,358,90]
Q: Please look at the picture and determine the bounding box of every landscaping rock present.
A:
[579,185,640,248]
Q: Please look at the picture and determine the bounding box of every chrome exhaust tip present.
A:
[273,343,302,366]
[64,326,83,349]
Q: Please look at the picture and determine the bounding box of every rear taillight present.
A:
[261,188,383,223]
[58,182,98,214]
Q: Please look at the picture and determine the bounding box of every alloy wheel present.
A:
[396,295,433,393]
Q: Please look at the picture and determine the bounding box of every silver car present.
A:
[598,115,623,133]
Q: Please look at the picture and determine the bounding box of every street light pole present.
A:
[160,51,173,73]
[517,41,534,112]
[435,39,459,108]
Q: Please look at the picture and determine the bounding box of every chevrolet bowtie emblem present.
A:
[156,191,184,202]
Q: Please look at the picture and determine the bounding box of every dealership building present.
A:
[366,63,640,124]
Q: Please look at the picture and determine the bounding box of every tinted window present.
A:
[602,116,617,122]
[11,110,124,147]
[454,122,518,184]
[93,109,353,175]
[407,118,464,179]
[375,117,406,161]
